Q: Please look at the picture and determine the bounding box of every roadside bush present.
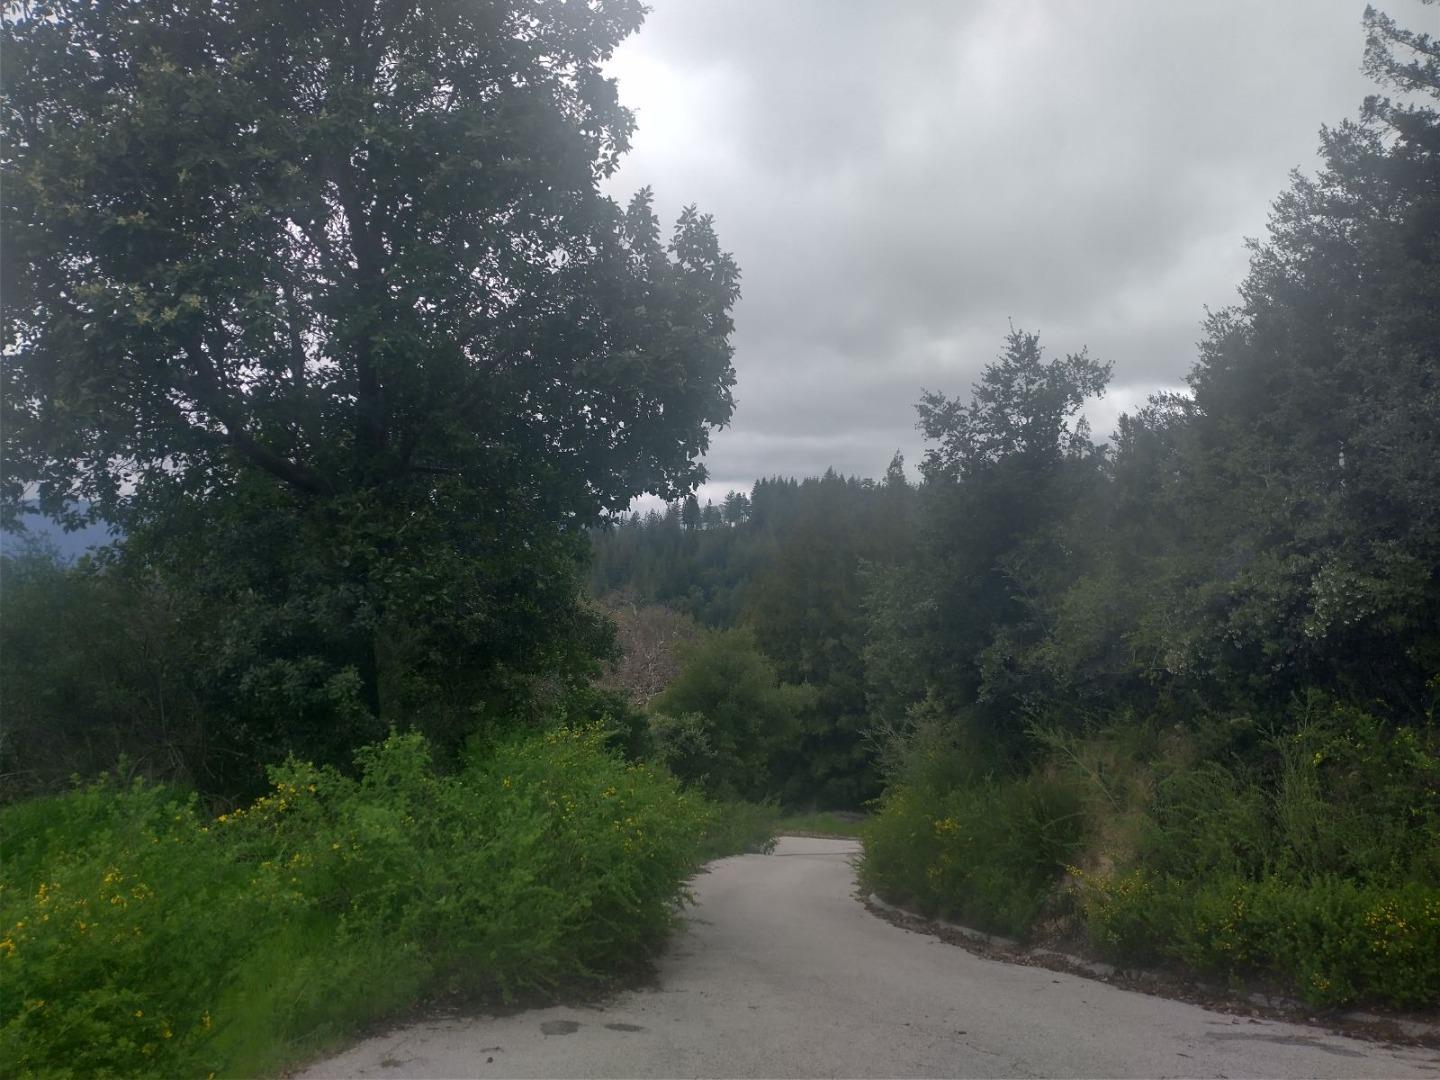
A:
[1073,702,1440,1007]
[0,725,707,1079]
[860,761,1084,939]
[867,699,1440,1007]
[1139,704,1440,886]
[1078,871,1440,1006]
[648,628,816,800]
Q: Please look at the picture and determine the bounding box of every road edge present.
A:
[862,891,1440,1049]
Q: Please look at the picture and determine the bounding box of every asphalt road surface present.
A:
[301,837,1440,1079]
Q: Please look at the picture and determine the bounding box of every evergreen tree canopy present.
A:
[916,329,1110,481]
[1172,17,1440,708]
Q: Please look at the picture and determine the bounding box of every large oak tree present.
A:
[1,0,739,770]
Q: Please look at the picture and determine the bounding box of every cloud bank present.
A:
[604,0,1377,494]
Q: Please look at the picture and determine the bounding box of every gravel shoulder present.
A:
[299,837,1440,1079]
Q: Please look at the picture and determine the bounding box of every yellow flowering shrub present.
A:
[859,767,1085,939]
[868,702,1440,1007]
[1,726,709,1078]
[1072,707,1440,1006]
[1078,870,1440,1006]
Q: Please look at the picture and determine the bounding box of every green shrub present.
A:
[1141,760,1272,879]
[1072,703,1440,1007]
[649,628,816,800]
[1270,705,1440,883]
[860,765,1084,939]
[1,726,707,1079]
[1071,868,1167,966]
[871,700,1440,1007]
[0,781,239,1078]
[1078,870,1440,1006]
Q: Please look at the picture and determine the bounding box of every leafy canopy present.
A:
[1,0,740,766]
[4,0,737,521]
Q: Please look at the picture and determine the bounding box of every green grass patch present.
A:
[1,725,709,1078]
[696,800,778,859]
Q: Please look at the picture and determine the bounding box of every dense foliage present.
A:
[592,465,915,805]
[0,726,734,1079]
[1,0,738,785]
[648,629,815,801]
[861,702,1440,1005]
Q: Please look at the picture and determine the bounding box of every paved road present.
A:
[302,837,1439,1079]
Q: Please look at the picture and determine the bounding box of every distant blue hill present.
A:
[2,503,119,562]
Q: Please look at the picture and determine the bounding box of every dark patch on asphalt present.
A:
[1204,1031,1368,1058]
[605,1022,645,1032]
[540,1019,581,1036]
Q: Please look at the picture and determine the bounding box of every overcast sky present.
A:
[602,0,1383,504]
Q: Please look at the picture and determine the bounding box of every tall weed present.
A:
[866,698,1440,1007]
[1075,702,1440,1005]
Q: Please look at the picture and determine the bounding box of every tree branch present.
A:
[180,339,333,497]
[327,168,390,459]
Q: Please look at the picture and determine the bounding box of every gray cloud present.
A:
[605,0,1379,492]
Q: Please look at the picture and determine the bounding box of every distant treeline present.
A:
[592,264,1439,797]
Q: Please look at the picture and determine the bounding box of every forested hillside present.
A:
[590,4,1440,1007]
